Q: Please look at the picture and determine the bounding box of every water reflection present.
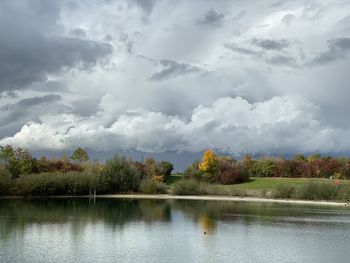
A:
[1,198,350,238]
[0,199,172,239]
[1,199,350,263]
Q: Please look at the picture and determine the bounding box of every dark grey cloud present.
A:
[72,98,100,116]
[225,42,298,67]
[224,43,261,57]
[151,60,202,81]
[251,38,290,50]
[0,94,62,126]
[70,28,87,38]
[309,37,350,66]
[197,8,225,27]
[11,94,61,109]
[0,0,112,92]
[132,0,156,13]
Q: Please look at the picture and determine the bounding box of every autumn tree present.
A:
[198,149,219,182]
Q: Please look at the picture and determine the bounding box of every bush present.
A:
[102,155,140,193]
[172,179,247,196]
[217,165,248,184]
[0,167,11,195]
[296,182,339,200]
[140,179,167,194]
[272,184,296,199]
[337,186,350,202]
[173,180,201,195]
[15,172,100,196]
[183,161,202,180]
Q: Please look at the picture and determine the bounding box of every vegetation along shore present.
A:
[1,145,350,203]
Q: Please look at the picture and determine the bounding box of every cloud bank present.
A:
[1,0,350,156]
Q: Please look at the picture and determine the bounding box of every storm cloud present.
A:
[1,0,350,157]
[151,60,202,81]
[0,0,112,92]
[197,8,225,27]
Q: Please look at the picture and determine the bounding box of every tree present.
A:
[199,149,218,173]
[144,157,160,179]
[159,161,174,182]
[0,145,15,167]
[198,149,219,182]
[7,147,38,178]
[71,147,89,163]
[103,155,140,193]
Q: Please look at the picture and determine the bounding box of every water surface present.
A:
[0,198,349,263]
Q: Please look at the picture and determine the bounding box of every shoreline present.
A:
[1,194,349,207]
[97,194,350,207]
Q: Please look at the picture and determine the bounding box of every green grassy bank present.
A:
[168,176,350,202]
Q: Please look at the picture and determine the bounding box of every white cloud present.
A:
[3,95,349,155]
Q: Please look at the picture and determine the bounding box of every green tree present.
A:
[103,155,140,193]
[71,147,89,163]
[159,161,174,182]
[0,145,15,167]
[6,147,38,178]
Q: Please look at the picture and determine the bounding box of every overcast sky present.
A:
[1,0,350,157]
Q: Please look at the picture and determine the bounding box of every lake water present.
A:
[0,198,350,263]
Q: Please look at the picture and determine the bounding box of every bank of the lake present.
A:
[1,194,349,207]
[95,194,350,207]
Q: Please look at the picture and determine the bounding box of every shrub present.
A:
[272,184,296,199]
[337,186,350,202]
[144,158,160,179]
[15,172,100,196]
[172,180,201,195]
[172,180,247,196]
[102,155,140,193]
[153,175,164,183]
[37,157,83,173]
[183,161,202,180]
[217,164,248,184]
[140,179,167,194]
[296,182,339,200]
[133,161,146,178]
[0,167,11,195]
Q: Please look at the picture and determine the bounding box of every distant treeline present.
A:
[184,150,350,183]
[1,145,350,196]
[0,145,173,196]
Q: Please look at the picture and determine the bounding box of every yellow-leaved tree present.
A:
[198,150,219,181]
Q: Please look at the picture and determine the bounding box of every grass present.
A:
[167,174,182,185]
[169,175,350,198]
[172,180,246,196]
[220,177,350,192]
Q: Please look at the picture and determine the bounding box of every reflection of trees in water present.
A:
[169,200,336,233]
[0,199,342,240]
[0,199,171,239]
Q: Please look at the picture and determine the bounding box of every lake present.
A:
[0,198,349,263]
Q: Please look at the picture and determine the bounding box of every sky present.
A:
[1,0,350,160]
